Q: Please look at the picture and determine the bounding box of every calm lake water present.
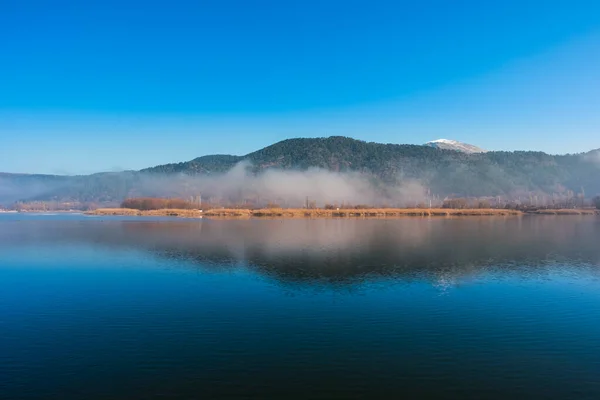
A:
[1,214,600,399]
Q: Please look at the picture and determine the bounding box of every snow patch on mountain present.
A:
[425,139,487,154]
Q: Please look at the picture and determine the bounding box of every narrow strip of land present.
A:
[203,208,524,218]
[85,207,599,219]
[85,208,203,218]
[527,209,600,215]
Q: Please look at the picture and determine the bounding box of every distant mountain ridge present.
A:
[1,136,600,205]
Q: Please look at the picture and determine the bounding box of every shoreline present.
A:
[201,208,598,218]
[202,208,524,218]
[44,207,600,219]
[527,209,600,215]
[85,208,203,218]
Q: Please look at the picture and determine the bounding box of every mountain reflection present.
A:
[3,216,600,284]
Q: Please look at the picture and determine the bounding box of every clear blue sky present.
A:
[1,0,599,174]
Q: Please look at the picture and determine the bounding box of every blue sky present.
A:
[1,1,599,174]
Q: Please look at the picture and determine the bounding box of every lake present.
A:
[1,214,600,399]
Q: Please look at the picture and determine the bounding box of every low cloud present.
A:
[583,150,600,165]
[136,161,428,207]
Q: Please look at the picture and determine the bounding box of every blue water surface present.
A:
[1,214,600,399]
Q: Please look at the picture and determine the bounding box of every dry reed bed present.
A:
[203,208,523,218]
[86,208,203,218]
[86,207,599,219]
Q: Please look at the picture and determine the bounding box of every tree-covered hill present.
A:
[143,136,600,197]
[2,137,599,205]
[142,154,243,174]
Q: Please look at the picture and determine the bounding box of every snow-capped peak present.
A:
[424,139,487,154]
[429,139,456,144]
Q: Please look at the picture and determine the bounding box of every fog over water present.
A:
[136,161,430,207]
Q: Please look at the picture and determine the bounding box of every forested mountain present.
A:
[0,172,140,206]
[145,136,599,197]
[1,136,599,207]
[142,154,243,174]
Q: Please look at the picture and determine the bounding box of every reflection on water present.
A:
[1,215,600,399]
[3,216,600,284]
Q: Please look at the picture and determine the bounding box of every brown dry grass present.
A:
[201,208,252,218]
[86,208,203,218]
[203,208,523,218]
[86,207,599,219]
